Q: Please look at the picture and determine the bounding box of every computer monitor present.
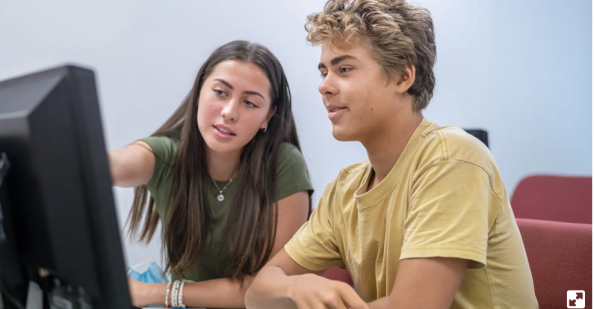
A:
[0,65,132,308]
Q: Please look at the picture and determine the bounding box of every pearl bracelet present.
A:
[178,280,187,308]
[165,281,173,308]
[172,280,181,308]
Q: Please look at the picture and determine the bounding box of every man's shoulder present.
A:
[416,124,497,174]
[321,161,370,197]
[337,160,370,183]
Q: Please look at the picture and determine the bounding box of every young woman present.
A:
[108,41,313,308]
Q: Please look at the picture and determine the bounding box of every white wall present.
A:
[1,0,591,268]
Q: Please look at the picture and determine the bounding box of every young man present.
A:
[246,0,538,308]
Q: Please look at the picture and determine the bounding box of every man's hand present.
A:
[246,249,367,309]
[288,274,368,309]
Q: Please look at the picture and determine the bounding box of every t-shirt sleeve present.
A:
[275,143,314,201]
[400,159,495,268]
[137,136,178,190]
[284,181,344,271]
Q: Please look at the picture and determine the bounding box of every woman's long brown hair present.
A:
[126,41,308,280]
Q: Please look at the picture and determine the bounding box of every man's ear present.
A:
[395,62,416,94]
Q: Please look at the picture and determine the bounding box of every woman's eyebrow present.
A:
[213,78,264,99]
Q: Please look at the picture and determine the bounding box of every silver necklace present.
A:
[212,176,235,202]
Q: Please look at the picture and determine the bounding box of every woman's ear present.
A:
[262,105,277,129]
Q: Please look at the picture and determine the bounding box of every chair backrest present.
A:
[511,175,592,224]
[516,218,592,309]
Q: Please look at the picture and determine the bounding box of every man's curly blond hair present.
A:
[306,0,436,112]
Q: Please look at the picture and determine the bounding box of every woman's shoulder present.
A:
[139,136,179,164]
[274,142,314,199]
[140,136,179,151]
[278,142,300,153]
[277,142,306,166]
[138,136,179,193]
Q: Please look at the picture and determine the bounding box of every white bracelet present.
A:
[178,280,187,308]
[172,280,181,308]
[171,281,176,308]
[176,280,183,308]
[165,281,173,308]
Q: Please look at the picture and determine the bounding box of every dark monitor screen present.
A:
[0,65,132,308]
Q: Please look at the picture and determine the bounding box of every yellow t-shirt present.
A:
[285,118,538,308]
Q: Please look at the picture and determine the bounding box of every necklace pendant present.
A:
[217,194,224,202]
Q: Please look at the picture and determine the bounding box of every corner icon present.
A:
[567,290,585,308]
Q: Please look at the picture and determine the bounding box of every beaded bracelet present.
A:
[178,280,187,308]
[170,281,176,308]
[165,281,173,308]
[171,280,181,308]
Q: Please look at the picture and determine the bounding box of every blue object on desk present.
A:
[127,262,168,284]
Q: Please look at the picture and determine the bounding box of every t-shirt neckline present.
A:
[354,118,434,209]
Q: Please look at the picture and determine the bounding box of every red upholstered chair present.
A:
[322,267,354,286]
[511,175,592,224]
[516,218,592,309]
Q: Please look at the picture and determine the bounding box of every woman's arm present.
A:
[130,190,310,308]
[130,277,254,308]
[108,141,155,187]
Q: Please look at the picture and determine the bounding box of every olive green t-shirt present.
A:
[140,136,314,282]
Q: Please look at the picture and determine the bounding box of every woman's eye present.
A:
[245,100,257,107]
[214,89,225,96]
[320,72,327,79]
[339,67,352,73]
